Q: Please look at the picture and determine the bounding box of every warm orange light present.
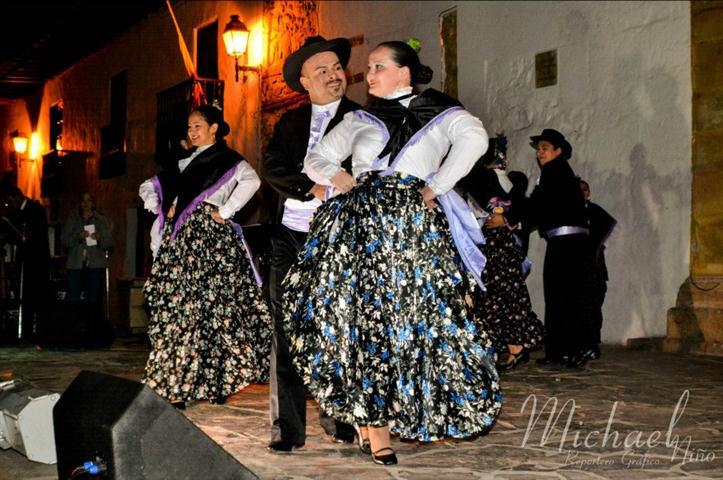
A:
[12,135,28,154]
[29,132,42,160]
[223,15,249,57]
[248,19,264,67]
[56,137,63,151]
[223,15,259,82]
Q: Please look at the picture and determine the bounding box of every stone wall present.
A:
[691,1,723,276]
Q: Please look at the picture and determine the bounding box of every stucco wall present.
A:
[320,1,693,344]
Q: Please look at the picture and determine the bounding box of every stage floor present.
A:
[1,343,722,480]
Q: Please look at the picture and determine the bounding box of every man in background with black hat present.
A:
[527,129,598,368]
[262,36,360,452]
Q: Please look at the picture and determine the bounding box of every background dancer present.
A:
[527,129,597,368]
[457,134,544,371]
[140,104,271,409]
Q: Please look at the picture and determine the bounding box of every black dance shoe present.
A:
[267,440,305,452]
[591,345,601,360]
[354,426,371,455]
[371,447,398,465]
[171,401,186,410]
[208,396,228,405]
[567,349,597,368]
[500,350,530,371]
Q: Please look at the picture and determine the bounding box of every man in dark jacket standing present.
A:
[579,178,616,359]
[262,36,361,452]
[528,129,598,368]
[0,180,50,345]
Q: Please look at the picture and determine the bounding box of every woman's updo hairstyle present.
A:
[191,104,231,140]
[376,40,433,85]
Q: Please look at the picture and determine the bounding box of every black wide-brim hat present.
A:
[282,36,351,93]
[529,128,572,157]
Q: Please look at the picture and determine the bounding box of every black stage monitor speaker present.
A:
[53,370,258,480]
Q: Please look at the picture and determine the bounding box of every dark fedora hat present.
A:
[282,36,351,93]
[529,128,572,157]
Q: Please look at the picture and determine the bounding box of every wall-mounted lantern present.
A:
[10,130,29,155]
[222,15,259,82]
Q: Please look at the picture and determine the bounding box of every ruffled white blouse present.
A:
[304,91,489,196]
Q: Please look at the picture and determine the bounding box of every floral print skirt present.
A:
[283,172,502,441]
[474,227,544,352]
[143,203,271,402]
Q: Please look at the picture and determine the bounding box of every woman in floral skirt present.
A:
[283,41,502,465]
[457,134,544,371]
[139,105,271,409]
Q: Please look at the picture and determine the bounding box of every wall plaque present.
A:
[535,49,557,88]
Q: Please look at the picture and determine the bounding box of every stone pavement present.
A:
[1,344,722,480]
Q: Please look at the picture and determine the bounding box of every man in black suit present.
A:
[527,129,598,368]
[579,178,617,359]
[262,36,361,452]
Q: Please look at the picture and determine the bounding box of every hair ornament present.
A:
[405,38,421,53]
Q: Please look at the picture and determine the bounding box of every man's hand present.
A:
[330,171,356,193]
[310,184,327,201]
[420,186,438,210]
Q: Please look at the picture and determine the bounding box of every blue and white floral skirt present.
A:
[143,203,271,402]
[283,172,502,441]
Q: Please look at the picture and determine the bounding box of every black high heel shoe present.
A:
[354,425,371,455]
[170,400,186,410]
[209,395,228,405]
[501,349,529,371]
[371,447,398,465]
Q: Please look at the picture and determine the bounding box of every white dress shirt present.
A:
[304,93,488,196]
[282,98,342,232]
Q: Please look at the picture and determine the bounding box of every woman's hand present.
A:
[485,213,506,229]
[211,209,226,225]
[420,186,438,210]
[166,205,176,219]
[330,170,356,193]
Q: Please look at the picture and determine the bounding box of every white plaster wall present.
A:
[321,1,692,344]
[319,1,457,105]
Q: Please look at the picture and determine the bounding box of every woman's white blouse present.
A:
[304,103,489,196]
[138,159,260,220]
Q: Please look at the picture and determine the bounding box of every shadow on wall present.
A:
[600,60,689,343]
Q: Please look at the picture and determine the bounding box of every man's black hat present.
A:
[529,128,572,157]
[282,36,351,93]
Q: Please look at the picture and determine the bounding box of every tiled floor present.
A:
[1,344,722,479]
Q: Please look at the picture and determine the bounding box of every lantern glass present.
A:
[12,135,28,154]
[223,15,250,57]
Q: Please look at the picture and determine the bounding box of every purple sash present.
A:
[281,204,318,233]
[230,222,263,288]
[435,186,487,291]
